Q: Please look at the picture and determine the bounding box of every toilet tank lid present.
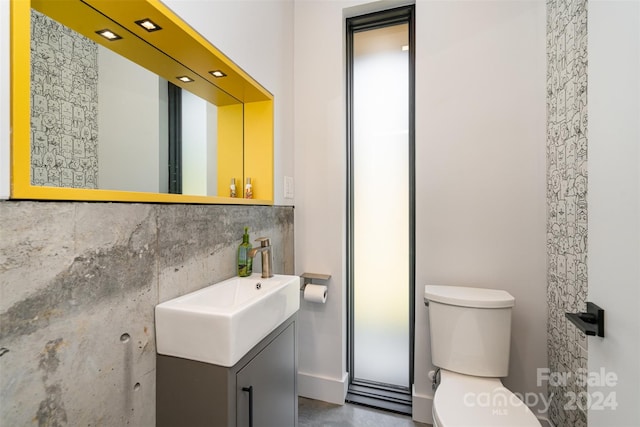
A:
[424,285,515,308]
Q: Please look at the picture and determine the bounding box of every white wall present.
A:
[162,0,295,206]
[181,90,209,196]
[588,1,640,425]
[180,91,220,196]
[415,0,547,419]
[98,47,161,192]
[294,0,355,404]
[294,0,548,420]
[207,102,218,195]
[1,0,10,199]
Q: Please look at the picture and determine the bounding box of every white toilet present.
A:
[424,285,541,427]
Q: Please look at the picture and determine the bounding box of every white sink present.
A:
[155,274,299,367]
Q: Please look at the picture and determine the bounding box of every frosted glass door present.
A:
[352,23,410,388]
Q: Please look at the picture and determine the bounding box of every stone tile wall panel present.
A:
[546,0,588,425]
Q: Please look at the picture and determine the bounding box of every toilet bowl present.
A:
[432,370,540,427]
[425,285,540,427]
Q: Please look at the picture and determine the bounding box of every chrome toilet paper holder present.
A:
[300,272,331,291]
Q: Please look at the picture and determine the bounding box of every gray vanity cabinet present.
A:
[157,315,298,427]
[236,321,296,426]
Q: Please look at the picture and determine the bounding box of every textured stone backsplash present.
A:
[546,0,588,425]
[31,10,100,188]
[0,201,294,426]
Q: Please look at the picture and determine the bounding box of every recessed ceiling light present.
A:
[96,29,122,41]
[135,18,162,32]
[177,76,194,83]
[209,70,227,78]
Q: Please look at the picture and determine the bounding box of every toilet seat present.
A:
[433,370,540,427]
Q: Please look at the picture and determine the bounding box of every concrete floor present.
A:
[299,397,431,427]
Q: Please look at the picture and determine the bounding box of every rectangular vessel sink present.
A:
[155,274,299,367]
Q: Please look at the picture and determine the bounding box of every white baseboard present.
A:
[298,371,349,405]
[412,385,433,424]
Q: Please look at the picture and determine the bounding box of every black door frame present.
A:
[345,4,416,415]
[167,81,182,194]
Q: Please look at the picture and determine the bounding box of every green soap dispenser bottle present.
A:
[237,227,253,277]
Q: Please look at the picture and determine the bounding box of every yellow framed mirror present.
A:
[10,0,273,204]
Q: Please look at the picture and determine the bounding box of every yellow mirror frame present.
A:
[10,0,273,204]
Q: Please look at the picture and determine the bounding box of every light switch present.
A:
[284,176,294,199]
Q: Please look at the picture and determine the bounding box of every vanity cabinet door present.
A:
[236,323,296,427]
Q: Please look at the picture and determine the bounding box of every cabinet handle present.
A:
[242,386,253,427]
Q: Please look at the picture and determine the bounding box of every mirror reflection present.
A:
[29,8,241,196]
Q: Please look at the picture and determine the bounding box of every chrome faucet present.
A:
[248,237,274,278]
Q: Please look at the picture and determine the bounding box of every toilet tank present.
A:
[424,285,515,377]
